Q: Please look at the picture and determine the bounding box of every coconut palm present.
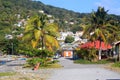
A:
[107,19,120,43]
[83,7,117,60]
[23,14,59,51]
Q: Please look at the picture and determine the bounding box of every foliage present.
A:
[64,35,74,43]
[76,48,98,62]
[19,48,35,57]
[27,58,43,66]
[1,38,19,55]
[88,48,98,61]
[71,25,83,33]
[82,7,120,60]
[0,0,120,58]
[27,57,62,68]
[23,14,59,51]
[0,0,120,33]
[35,49,54,58]
[19,49,54,58]
[83,7,108,42]
[74,59,111,64]
[76,48,88,60]
[0,0,82,32]
[83,7,120,43]
[84,7,120,43]
[112,62,120,68]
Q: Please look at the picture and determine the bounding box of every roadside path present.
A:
[0,56,52,80]
[48,57,120,80]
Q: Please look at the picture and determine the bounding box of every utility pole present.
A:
[11,42,13,55]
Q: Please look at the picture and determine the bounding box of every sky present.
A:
[37,0,120,15]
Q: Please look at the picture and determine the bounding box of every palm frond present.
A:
[31,40,38,48]
[34,29,41,41]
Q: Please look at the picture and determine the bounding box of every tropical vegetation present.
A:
[82,7,120,60]
[0,0,120,67]
[64,35,75,43]
[23,14,59,51]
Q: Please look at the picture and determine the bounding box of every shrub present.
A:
[76,48,98,62]
[64,35,74,43]
[37,49,54,58]
[27,58,43,66]
[88,48,98,62]
[19,49,54,58]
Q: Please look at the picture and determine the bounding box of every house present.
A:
[80,40,112,50]
[114,41,120,61]
[57,31,74,41]
[57,31,84,42]
[38,10,44,13]
[61,43,74,58]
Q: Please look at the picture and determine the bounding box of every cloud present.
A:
[95,0,120,15]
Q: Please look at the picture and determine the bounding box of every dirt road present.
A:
[48,57,120,80]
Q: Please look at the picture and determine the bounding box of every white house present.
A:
[57,31,74,41]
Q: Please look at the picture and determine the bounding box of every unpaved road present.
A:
[47,57,120,80]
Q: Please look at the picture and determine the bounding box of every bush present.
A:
[88,48,98,62]
[64,35,74,43]
[76,48,88,60]
[27,58,43,66]
[27,57,55,67]
[37,49,54,58]
[76,48,98,62]
[19,49,54,58]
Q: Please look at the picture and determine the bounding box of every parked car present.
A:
[53,53,60,59]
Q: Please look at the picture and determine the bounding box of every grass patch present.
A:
[40,63,62,68]
[74,59,112,64]
[19,77,30,80]
[24,59,61,69]
[112,62,120,68]
[23,63,32,68]
[0,72,16,77]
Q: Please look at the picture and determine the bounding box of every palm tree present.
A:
[83,7,117,60]
[107,19,120,43]
[23,14,59,51]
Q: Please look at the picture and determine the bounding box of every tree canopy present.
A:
[23,14,59,51]
[65,35,74,43]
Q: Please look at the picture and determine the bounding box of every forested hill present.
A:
[0,0,90,31]
[0,0,84,20]
[0,0,120,32]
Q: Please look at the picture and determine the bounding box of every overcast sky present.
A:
[37,0,120,15]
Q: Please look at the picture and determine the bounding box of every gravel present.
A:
[0,56,120,80]
[47,57,120,80]
[0,56,53,80]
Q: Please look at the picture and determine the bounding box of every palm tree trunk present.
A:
[41,36,44,50]
[98,40,102,60]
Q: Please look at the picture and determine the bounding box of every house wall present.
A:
[62,51,73,58]
[115,43,120,61]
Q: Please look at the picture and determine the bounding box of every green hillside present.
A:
[0,0,120,34]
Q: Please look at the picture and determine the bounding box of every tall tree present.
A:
[23,14,59,51]
[64,35,74,43]
[83,7,117,60]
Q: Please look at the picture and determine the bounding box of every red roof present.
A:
[80,40,112,50]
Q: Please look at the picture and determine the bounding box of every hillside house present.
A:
[114,41,120,61]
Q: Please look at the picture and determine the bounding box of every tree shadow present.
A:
[7,64,24,66]
[0,60,13,65]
